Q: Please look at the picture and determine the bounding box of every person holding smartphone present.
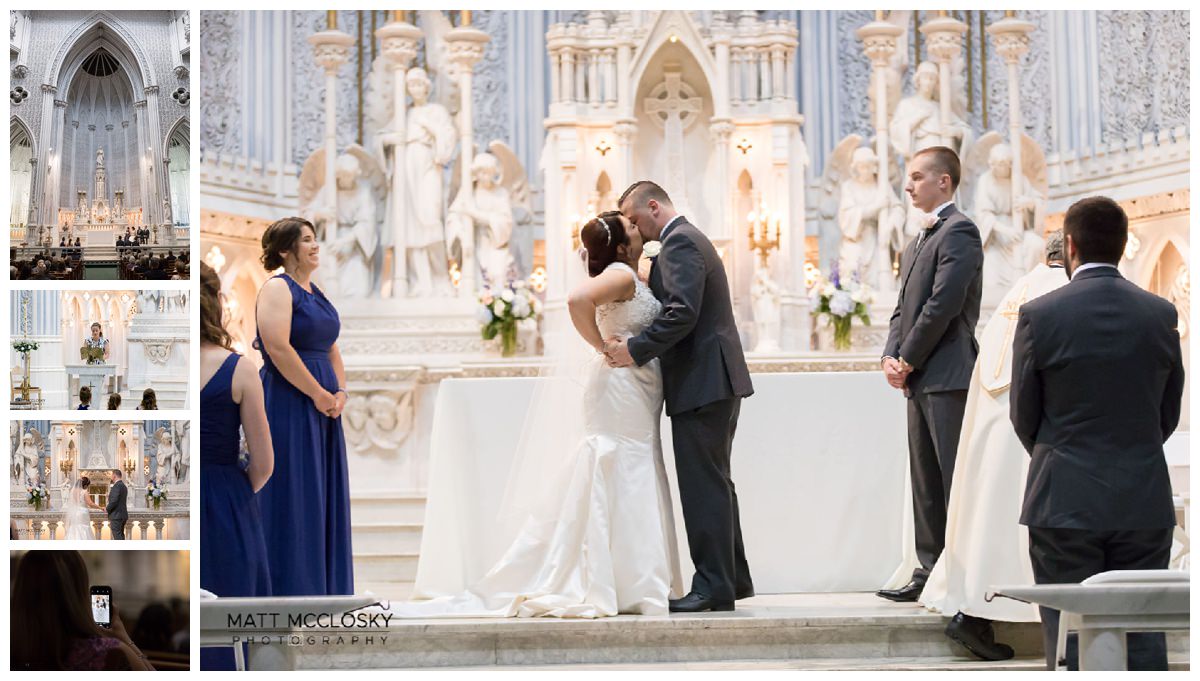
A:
[10,551,154,670]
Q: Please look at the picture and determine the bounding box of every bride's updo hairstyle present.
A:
[581,211,628,277]
[79,477,89,489]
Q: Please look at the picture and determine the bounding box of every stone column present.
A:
[858,13,905,295]
[989,13,1036,241]
[50,99,67,239]
[35,83,57,228]
[613,121,637,192]
[134,100,149,229]
[70,121,80,202]
[562,49,576,105]
[601,48,616,108]
[377,13,422,297]
[615,21,635,118]
[307,20,355,252]
[770,44,786,103]
[121,121,132,220]
[920,12,967,148]
[710,121,735,243]
[26,157,38,238]
[712,22,732,119]
[446,20,490,295]
[144,86,164,226]
[549,49,562,104]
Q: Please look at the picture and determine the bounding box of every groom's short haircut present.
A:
[111,468,122,479]
[618,180,673,210]
[1064,196,1127,265]
[912,146,961,190]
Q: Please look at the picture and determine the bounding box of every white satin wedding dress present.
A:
[394,261,683,618]
[63,486,94,540]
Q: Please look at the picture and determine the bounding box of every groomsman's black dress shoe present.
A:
[875,580,925,602]
[944,612,1015,661]
[669,592,735,613]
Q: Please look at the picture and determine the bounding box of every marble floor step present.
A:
[351,522,424,554]
[413,656,1190,671]
[288,593,1058,669]
[352,551,419,584]
[350,492,427,524]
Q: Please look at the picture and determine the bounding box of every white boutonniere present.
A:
[643,241,662,258]
[919,213,940,230]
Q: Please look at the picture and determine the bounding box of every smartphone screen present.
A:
[90,586,112,628]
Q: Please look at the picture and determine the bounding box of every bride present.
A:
[62,477,102,540]
[395,211,682,618]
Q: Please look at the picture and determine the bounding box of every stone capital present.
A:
[919,15,967,64]
[377,21,422,69]
[987,17,1036,65]
[308,30,355,74]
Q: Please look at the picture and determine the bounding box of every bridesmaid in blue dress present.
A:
[199,262,274,670]
[254,217,355,596]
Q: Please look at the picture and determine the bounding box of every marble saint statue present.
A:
[837,147,903,289]
[750,266,782,353]
[973,143,1047,306]
[447,153,515,287]
[404,67,458,297]
[331,153,381,298]
[155,428,178,484]
[15,431,41,485]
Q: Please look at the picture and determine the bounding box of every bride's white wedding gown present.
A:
[394,261,683,618]
[63,487,94,540]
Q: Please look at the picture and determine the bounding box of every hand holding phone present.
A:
[90,585,112,628]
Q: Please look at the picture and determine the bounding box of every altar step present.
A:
[350,492,427,601]
[128,377,188,409]
[288,593,1190,670]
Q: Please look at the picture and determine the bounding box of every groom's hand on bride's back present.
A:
[603,338,634,368]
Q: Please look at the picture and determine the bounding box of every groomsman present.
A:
[1011,196,1183,670]
[878,146,983,603]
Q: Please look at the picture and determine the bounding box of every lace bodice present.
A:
[596,262,661,339]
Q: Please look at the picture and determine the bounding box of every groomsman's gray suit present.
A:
[107,479,129,540]
[883,202,983,583]
[1011,265,1183,670]
[628,216,755,602]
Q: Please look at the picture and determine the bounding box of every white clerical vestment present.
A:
[919,263,1069,622]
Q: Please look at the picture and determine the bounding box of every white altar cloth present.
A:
[414,371,909,596]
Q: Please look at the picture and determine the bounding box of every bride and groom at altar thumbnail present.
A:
[198,179,753,657]
[61,470,129,540]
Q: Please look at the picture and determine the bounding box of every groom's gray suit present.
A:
[628,215,755,602]
[107,479,128,540]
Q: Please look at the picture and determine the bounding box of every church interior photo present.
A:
[9,10,191,280]
[10,419,190,541]
[195,9,1189,670]
[10,289,190,410]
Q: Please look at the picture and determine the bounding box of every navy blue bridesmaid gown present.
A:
[255,273,354,596]
[200,352,271,670]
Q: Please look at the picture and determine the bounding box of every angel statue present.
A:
[13,429,44,486]
[963,132,1048,305]
[154,427,178,484]
[750,266,783,353]
[448,150,525,287]
[300,146,386,299]
[834,145,904,289]
[404,67,458,297]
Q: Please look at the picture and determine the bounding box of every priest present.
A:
[919,230,1069,660]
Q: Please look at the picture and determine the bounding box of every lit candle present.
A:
[461,10,472,27]
[327,10,337,30]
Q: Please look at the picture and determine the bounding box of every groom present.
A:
[606,180,755,613]
[107,469,128,541]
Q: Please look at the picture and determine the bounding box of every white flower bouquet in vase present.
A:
[810,263,873,351]
[477,280,542,357]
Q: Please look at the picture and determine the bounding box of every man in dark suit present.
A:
[878,146,983,605]
[106,469,129,540]
[606,180,755,613]
[1011,196,1183,670]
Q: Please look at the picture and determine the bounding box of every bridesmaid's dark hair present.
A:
[140,388,158,411]
[79,386,91,405]
[11,550,115,670]
[199,262,234,350]
[260,217,316,271]
[581,211,629,278]
[106,394,121,410]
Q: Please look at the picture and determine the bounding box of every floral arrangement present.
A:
[809,263,873,351]
[146,481,168,510]
[27,484,49,511]
[12,339,39,355]
[477,280,542,357]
